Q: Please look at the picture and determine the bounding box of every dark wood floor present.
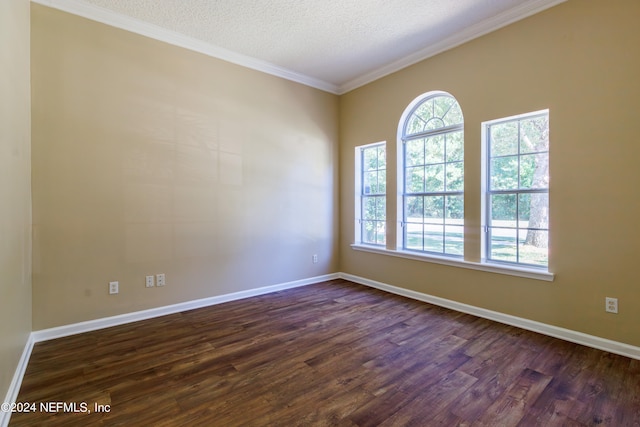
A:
[9,279,640,426]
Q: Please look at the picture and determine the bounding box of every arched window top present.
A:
[403,92,463,139]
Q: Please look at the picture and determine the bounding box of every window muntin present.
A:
[401,93,464,256]
[358,143,386,246]
[485,111,549,268]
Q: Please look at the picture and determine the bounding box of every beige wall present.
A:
[27,0,640,348]
[31,5,339,329]
[0,0,32,403]
[340,0,640,346]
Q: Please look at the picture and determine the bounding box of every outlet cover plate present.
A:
[109,281,119,294]
[605,297,618,313]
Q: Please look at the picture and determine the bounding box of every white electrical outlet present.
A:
[109,281,119,295]
[156,273,165,286]
[312,254,318,264]
[145,275,154,288]
[605,297,618,314]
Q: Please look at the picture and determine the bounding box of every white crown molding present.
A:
[32,0,566,96]
[0,334,35,427]
[30,0,340,94]
[337,0,568,94]
[339,272,640,361]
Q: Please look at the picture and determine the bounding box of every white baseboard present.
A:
[2,273,339,427]
[339,272,640,360]
[5,269,638,427]
[1,334,35,427]
[32,273,339,343]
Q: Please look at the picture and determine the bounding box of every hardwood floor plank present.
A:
[472,368,552,426]
[377,370,478,427]
[569,351,630,426]
[9,279,640,426]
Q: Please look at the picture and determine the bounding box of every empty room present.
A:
[1,0,639,425]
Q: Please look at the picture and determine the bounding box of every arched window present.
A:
[399,92,464,256]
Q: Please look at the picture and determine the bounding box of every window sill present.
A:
[350,244,554,282]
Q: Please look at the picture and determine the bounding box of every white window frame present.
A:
[355,141,386,247]
[481,109,550,270]
[397,91,464,257]
[351,100,554,282]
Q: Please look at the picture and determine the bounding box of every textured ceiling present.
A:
[37,0,566,93]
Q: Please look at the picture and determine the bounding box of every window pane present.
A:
[406,167,424,193]
[414,102,434,125]
[376,221,386,245]
[405,139,424,166]
[445,161,464,191]
[518,193,530,225]
[490,121,518,156]
[519,153,549,189]
[405,196,423,221]
[490,156,518,190]
[446,131,464,162]
[433,96,454,120]
[376,197,386,221]
[405,223,423,251]
[443,103,463,127]
[424,117,445,131]
[519,193,548,229]
[445,225,464,255]
[378,170,387,193]
[425,224,444,252]
[425,135,445,163]
[405,116,425,136]
[519,154,534,189]
[363,197,377,220]
[491,194,516,227]
[363,147,378,171]
[424,196,444,224]
[445,195,464,224]
[362,220,376,244]
[520,115,549,154]
[424,164,444,192]
[519,230,548,267]
[490,227,517,263]
[363,171,377,194]
[377,146,387,169]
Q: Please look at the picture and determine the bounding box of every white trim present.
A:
[31,0,567,96]
[32,273,339,342]
[354,141,387,246]
[339,272,640,361]
[338,0,568,94]
[0,334,35,427]
[481,109,550,267]
[4,268,640,424]
[395,90,465,254]
[30,0,339,94]
[351,244,554,281]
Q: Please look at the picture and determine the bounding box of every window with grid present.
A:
[356,142,386,246]
[400,93,464,256]
[484,110,549,268]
